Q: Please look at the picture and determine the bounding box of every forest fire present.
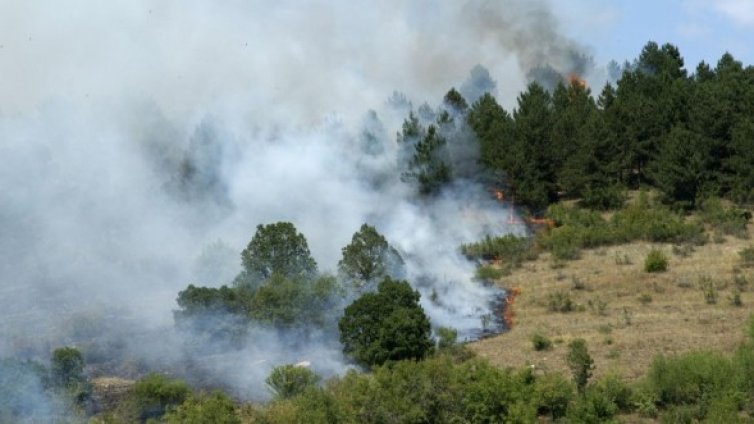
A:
[488,186,555,228]
[568,73,587,89]
[489,187,505,201]
[502,286,521,328]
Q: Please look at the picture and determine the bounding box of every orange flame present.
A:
[568,74,587,89]
[489,187,505,201]
[502,287,521,328]
[525,217,556,229]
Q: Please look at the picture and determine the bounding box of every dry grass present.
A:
[470,226,754,383]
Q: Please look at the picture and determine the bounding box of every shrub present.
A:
[671,244,694,257]
[532,373,574,420]
[611,195,706,244]
[730,289,743,307]
[644,248,668,273]
[566,339,594,393]
[631,384,659,418]
[436,326,458,350]
[698,276,718,305]
[537,197,705,262]
[571,277,588,291]
[165,391,240,424]
[567,375,632,423]
[546,292,574,313]
[698,197,750,239]
[734,274,748,292]
[538,226,582,260]
[614,252,632,265]
[532,333,553,351]
[739,246,754,268]
[647,351,735,406]
[266,365,321,400]
[473,265,506,282]
[120,373,190,422]
[587,297,608,316]
[50,347,86,389]
[579,184,627,211]
[622,307,634,326]
[461,234,537,265]
[638,293,653,305]
[748,314,754,343]
[50,347,91,407]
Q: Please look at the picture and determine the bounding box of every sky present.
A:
[562,0,754,69]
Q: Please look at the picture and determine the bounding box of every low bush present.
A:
[579,184,627,211]
[644,248,668,273]
[734,274,748,291]
[566,339,594,393]
[532,333,553,351]
[698,197,750,239]
[730,289,743,307]
[473,265,506,281]
[698,276,718,305]
[647,351,735,406]
[115,373,190,423]
[165,392,240,424]
[537,194,705,262]
[532,373,574,420]
[460,234,537,264]
[436,326,458,350]
[266,365,321,400]
[740,246,754,268]
[546,292,574,313]
[587,297,608,316]
[567,375,632,423]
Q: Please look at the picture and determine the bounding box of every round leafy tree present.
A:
[338,278,432,367]
[237,222,317,287]
[338,224,405,290]
[50,347,86,389]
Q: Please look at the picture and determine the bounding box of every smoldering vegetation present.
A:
[0,0,602,414]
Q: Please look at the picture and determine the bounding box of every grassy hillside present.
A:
[471,217,754,383]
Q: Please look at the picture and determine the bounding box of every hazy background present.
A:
[1,0,747,400]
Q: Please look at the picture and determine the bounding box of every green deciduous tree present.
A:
[338,224,404,291]
[338,278,432,367]
[237,222,318,287]
[50,347,86,389]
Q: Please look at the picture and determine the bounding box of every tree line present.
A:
[176,221,434,368]
[399,41,754,212]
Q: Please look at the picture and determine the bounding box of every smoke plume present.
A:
[0,0,591,404]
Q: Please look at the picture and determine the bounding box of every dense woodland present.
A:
[410,41,754,212]
[4,41,754,422]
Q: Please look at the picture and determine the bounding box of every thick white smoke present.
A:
[0,0,591,402]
